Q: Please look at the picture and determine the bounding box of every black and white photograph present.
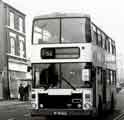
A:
[0,0,123,120]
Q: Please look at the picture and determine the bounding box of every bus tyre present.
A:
[110,94,115,111]
[98,96,103,117]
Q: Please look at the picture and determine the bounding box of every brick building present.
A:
[0,1,29,99]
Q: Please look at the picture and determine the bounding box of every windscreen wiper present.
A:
[61,76,76,90]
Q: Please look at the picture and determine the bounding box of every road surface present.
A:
[0,90,124,120]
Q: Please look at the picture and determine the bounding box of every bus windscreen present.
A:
[32,63,92,89]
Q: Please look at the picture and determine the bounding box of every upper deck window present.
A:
[91,24,97,44]
[102,33,106,49]
[33,19,60,44]
[32,18,91,44]
[61,18,89,43]
[97,29,102,47]
[111,41,116,55]
[108,38,111,53]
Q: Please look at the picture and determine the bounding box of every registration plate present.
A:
[53,111,68,116]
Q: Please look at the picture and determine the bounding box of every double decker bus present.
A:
[30,13,117,118]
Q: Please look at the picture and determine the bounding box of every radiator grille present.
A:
[38,94,82,109]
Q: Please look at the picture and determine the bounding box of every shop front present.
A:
[8,60,31,99]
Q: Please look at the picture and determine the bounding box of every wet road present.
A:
[0,90,124,120]
[31,90,124,120]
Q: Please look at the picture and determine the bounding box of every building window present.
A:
[9,32,16,55]
[19,36,25,57]
[19,17,24,33]
[9,12,15,29]
[10,38,15,55]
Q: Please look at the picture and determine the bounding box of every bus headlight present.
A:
[32,103,36,108]
[77,104,82,108]
[83,103,92,110]
[83,89,92,110]
[40,104,44,108]
[67,104,72,108]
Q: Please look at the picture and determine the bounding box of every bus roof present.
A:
[34,12,90,20]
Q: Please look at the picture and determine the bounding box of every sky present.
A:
[3,0,124,79]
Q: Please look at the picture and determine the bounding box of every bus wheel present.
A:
[98,96,103,117]
[110,94,115,111]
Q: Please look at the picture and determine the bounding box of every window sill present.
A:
[5,25,25,36]
[7,53,27,60]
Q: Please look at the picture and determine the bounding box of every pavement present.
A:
[0,100,31,106]
[0,100,32,120]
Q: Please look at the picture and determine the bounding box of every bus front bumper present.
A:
[31,108,96,117]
